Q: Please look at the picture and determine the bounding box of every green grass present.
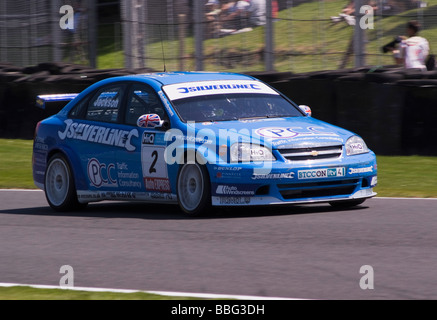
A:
[376,156,437,198]
[0,286,206,300]
[96,0,437,73]
[1,139,436,198]
[0,139,34,189]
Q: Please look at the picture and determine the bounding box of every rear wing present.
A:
[36,93,79,109]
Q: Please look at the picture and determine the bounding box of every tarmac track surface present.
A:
[0,189,436,300]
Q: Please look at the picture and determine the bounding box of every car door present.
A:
[66,82,136,196]
[116,82,174,201]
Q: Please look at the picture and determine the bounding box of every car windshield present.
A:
[171,93,303,122]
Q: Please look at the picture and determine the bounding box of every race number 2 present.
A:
[141,146,171,193]
[149,150,158,174]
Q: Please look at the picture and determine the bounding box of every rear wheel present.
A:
[329,199,366,208]
[177,163,211,216]
[45,153,83,211]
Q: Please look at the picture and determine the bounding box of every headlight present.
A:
[345,136,369,156]
[230,143,275,162]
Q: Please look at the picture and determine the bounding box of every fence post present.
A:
[178,14,186,71]
[194,0,204,71]
[137,0,146,69]
[88,0,97,68]
[265,0,274,71]
[51,0,62,62]
[354,0,365,67]
[0,1,5,61]
[121,0,133,69]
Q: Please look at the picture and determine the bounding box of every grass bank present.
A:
[376,155,437,198]
[0,285,206,300]
[0,139,34,189]
[98,0,437,73]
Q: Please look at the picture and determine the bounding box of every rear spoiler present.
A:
[36,93,79,109]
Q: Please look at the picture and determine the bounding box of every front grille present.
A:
[278,179,359,200]
[279,145,343,161]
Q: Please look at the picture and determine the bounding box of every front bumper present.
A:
[209,152,377,206]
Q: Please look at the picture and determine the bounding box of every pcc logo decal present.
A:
[87,158,117,188]
[256,126,338,139]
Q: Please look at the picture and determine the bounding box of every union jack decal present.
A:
[137,114,161,128]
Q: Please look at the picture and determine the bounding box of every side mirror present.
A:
[299,105,312,117]
[137,114,164,128]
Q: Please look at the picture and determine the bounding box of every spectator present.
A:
[396,20,430,70]
[220,0,251,33]
[249,0,266,27]
[205,0,221,38]
[206,0,220,14]
[331,0,378,25]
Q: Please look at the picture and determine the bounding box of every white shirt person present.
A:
[397,20,430,70]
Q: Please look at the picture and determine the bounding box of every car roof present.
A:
[58,72,260,116]
[106,71,256,86]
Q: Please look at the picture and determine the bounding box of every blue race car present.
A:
[33,72,377,216]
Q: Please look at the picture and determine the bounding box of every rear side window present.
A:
[85,85,125,123]
[69,98,87,118]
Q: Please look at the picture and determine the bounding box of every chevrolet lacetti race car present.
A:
[32,72,377,216]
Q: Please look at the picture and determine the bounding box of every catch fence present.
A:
[1,0,437,74]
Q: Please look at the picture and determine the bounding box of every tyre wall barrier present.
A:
[333,80,405,155]
[0,62,155,139]
[1,64,437,155]
[398,82,437,155]
[264,68,437,156]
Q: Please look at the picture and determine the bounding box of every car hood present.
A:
[187,117,354,149]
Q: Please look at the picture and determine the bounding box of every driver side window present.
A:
[125,84,168,126]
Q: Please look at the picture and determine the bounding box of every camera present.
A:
[381,36,403,53]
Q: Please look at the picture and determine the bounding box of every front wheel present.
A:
[44,153,83,212]
[177,163,211,216]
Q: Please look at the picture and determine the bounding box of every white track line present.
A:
[0,282,299,300]
[0,189,43,191]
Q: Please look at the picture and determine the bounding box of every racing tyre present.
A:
[45,153,83,212]
[177,163,211,216]
[329,199,366,208]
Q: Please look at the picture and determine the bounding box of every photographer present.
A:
[382,20,430,70]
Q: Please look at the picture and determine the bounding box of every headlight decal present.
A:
[230,143,275,162]
[345,136,369,156]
